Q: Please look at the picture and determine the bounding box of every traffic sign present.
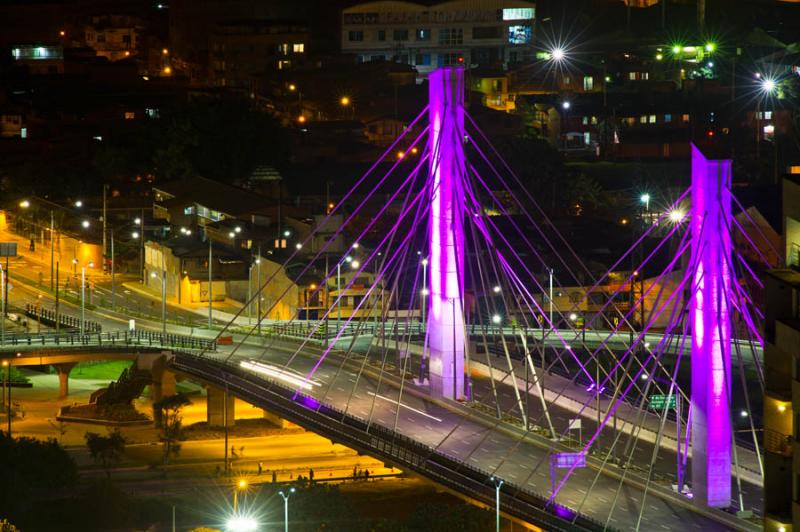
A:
[0,242,17,257]
[648,394,676,410]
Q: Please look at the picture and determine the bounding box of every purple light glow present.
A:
[427,68,467,400]
[689,144,732,509]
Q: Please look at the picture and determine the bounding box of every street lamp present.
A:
[561,101,571,110]
[18,200,30,209]
[225,516,257,532]
[668,209,685,223]
[80,262,94,334]
[233,479,247,512]
[490,477,503,532]
[81,220,90,229]
[278,487,296,532]
[550,47,565,61]
[640,193,650,211]
[74,200,83,208]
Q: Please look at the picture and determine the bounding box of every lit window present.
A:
[591,116,598,125]
[629,72,636,80]
[642,72,649,80]
[124,111,135,120]
[763,124,775,140]
[648,114,656,123]
[682,114,690,122]
[584,132,591,145]
[507,25,531,45]
[664,114,672,123]
[292,43,304,53]
[563,76,570,85]
[416,28,430,41]
[582,116,588,125]
[583,76,593,91]
[640,116,647,124]
[20,127,27,139]
[502,8,534,20]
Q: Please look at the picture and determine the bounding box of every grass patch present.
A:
[72,361,133,380]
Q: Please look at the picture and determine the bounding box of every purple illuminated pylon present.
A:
[427,68,466,400]
[689,144,732,508]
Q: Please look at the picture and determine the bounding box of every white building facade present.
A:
[341,0,536,77]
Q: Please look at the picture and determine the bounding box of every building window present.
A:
[757,111,772,120]
[20,127,27,139]
[640,116,647,124]
[184,206,195,215]
[279,43,289,55]
[439,28,463,45]
[583,76,594,91]
[124,111,135,120]
[682,113,690,122]
[473,26,500,39]
[348,31,363,42]
[629,72,636,80]
[377,30,386,41]
[416,28,430,41]
[507,25,531,45]
[415,53,431,66]
[563,76,570,85]
[591,116,598,125]
[393,29,409,41]
[648,115,656,123]
[664,114,672,123]
[293,43,304,53]
[582,116,588,125]
[584,132,591,145]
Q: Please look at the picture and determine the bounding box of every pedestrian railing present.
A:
[0,329,216,351]
[24,304,102,333]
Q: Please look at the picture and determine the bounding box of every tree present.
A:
[84,429,126,478]
[153,393,191,464]
[0,433,76,522]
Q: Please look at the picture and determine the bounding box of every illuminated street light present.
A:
[82,220,90,228]
[132,231,140,239]
[669,210,685,223]
[740,410,748,418]
[297,115,306,124]
[340,96,350,106]
[163,66,172,75]
[760,78,776,94]
[421,288,429,296]
[655,53,663,61]
[490,477,504,532]
[18,200,30,208]
[234,226,242,233]
[550,47,565,61]
[225,516,257,532]
[561,101,571,110]
[671,44,682,54]
[344,255,353,263]
[134,217,141,224]
[352,242,359,249]
[278,487,296,532]
[351,260,360,269]
[421,258,428,267]
[74,200,83,207]
[283,230,291,237]
[492,314,502,324]
[640,193,650,211]
[493,285,501,293]
[228,232,235,238]
[569,312,578,321]
[295,243,302,249]
[704,42,716,53]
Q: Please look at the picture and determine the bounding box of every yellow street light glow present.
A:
[240,360,320,389]
[237,479,247,489]
[82,220,90,228]
[288,83,296,91]
[655,53,663,61]
[778,403,787,413]
[59,30,66,37]
[705,42,715,53]
[672,45,682,54]
[162,48,169,55]
[297,115,306,124]
[340,96,350,106]
[18,200,30,208]
[162,66,172,75]
[669,210,685,222]
[397,151,405,159]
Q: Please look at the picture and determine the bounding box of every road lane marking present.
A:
[367,392,442,422]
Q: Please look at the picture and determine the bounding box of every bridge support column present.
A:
[427,67,467,401]
[207,385,235,427]
[690,144,732,508]
[262,409,296,429]
[54,362,76,398]
[150,364,176,403]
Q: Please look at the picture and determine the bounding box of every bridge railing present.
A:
[170,351,610,532]
[21,304,103,333]
[0,329,216,351]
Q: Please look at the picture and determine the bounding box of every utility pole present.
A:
[110,230,115,310]
[102,184,108,272]
[55,263,60,333]
[208,238,213,329]
[256,245,261,334]
[50,210,55,291]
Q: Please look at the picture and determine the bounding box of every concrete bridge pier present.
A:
[262,408,298,429]
[142,354,177,403]
[54,362,76,398]
[207,385,235,427]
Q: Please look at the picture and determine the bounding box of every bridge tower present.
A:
[689,144,733,508]
[427,67,467,400]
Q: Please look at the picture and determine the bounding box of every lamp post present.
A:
[255,248,261,334]
[421,257,428,327]
[278,487,296,532]
[490,476,503,532]
[0,264,4,344]
[233,479,247,513]
[80,262,94,335]
[134,215,144,283]
[208,237,213,329]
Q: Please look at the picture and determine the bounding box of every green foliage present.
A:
[153,393,191,464]
[84,429,126,477]
[0,433,77,521]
